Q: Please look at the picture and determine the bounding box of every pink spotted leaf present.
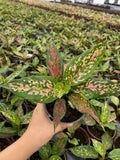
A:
[102,132,113,150]
[68,120,82,134]
[46,45,63,81]
[63,44,105,86]
[52,137,67,156]
[0,76,57,103]
[53,99,66,128]
[68,94,102,127]
[73,78,120,99]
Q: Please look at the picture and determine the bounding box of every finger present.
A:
[55,123,73,133]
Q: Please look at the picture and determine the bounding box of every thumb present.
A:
[55,123,73,133]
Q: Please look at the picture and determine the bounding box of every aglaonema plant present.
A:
[69,132,120,160]
[38,132,68,160]
[0,44,120,128]
[0,99,33,138]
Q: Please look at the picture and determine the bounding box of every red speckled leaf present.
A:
[102,132,113,150]
[46,45,63,81]
[0,76,57,103]
[63,44,105,86]
[55,132,68,139]
[68,94,102,126]
[52,137,67,156]
[68,120,82,134]
[53,99,66,128]
[74,78,120,99]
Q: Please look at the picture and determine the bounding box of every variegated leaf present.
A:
[15,105,24,118]
[0,103,13,112]
[69,145,98,159]
[49,155,62,160]
[0,122,5,128]
[102,132,113,150]
[68,120,82,134]
[54,82,71,98]
[92,139,106,159]
[108,149,120,160]
[52,137,67,156]
[104,122,116,130]
[0,127,17,138]
[74,78,120,99]
[55,132,68,139]
[39,142,51,159]
[63,44,105,86]
[53,99,66,128]
[100,102,110,123]
[0,76,57,103]
[0,111,20,127]
[5,64,29,83]
[69,94,102,125]
[68,94,102,126]
[83,114,96,126]
[21,111,33,125]
[46,45,63,81]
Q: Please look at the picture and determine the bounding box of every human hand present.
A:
[0,103,73,160]
[24,103,73,151]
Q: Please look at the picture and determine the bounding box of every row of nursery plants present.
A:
[14,0,120,28]
[0,0,120,75]
[0,0,120,159]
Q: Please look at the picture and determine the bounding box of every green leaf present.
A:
[52,138,67,156]
[0,122,5,128]
[0,103,12,112]
[32,56,39,67]
[104,122,116,130]
[54,82,70,98]
[0,65,9,74]
[68,120,82,134]
[0,111,21,127]
[83,114,96,126]
[69,145,98,159]
[5,64,29,83]
[102,132,113,150]
[53,99,66,128]
[15,104,24,118]
[74,78,120,99]
[49,155,62,160]
[39,142,51,159]
[0,76,57,103]
[68,138,79,146]
[63,44,105,86]
[92,139,106,159]
[0,75,5,85]
[21,111,33,125]
[90,99,104,107]
[100,61,109,72]
[68,94,102,126]
[110,96,119,107]
[100,102,110,123]
[108,149,120,160]
[0,127,17,138]
[46,45,63,81]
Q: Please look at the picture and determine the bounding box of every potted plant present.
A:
[69,132,120,159]
[85,100,117,141]
[0,44,120,129]
[36,132,68,160]
[0,99,33,139]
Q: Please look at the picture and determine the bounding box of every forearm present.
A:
[0,133,43,160]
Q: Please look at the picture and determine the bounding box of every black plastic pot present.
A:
[113,134,120,149]
[45,103,84,124]
[86,125,116,142]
